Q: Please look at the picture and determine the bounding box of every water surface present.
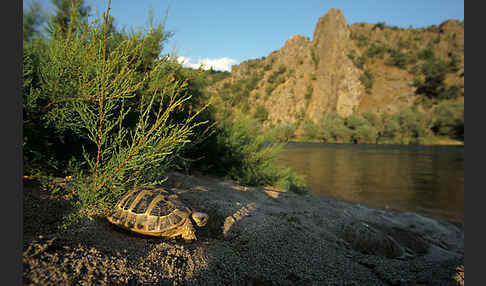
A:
[276,143,464,222]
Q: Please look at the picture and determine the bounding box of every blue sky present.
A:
[27,0,464,71]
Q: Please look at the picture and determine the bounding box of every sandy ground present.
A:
[23,172,464,285]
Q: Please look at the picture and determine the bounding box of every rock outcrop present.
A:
[310,8,362,117]
[212,9,464,127]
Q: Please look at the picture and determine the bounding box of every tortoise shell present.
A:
[106,186,208,240]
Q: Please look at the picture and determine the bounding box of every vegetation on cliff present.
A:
[203,9,464,145]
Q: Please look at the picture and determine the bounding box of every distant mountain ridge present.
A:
[208,8,464,130]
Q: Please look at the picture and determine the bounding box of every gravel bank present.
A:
[23,172,464,285]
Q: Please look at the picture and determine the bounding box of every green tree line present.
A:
[297,103,463,145]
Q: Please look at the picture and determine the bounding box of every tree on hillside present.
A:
[413,58,461,100]
[431,101,464,140]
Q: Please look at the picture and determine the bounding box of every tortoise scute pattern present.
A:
[107,186,208,240]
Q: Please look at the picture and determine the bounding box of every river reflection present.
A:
[276,143,464,222]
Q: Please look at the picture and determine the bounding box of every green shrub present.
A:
[302,120,318,140]
[395,108,430,144]
[414,59,456,100]
[356,34,369,47]
[359,69,374,93]
[431,101,464,140]
[254,104,269,123]
[347,50,366,69]
[361,111,380,127]
[23,3,206,209]
[318,113,352,143]
[379,113,400,143]
[417,47,434,61]
[397,39,411,50]
[386,49,408,69]
[212,113,306,193]
[366,43,386,59]
[372,22,386,30]
[354,124,378,144]
[267,65,287,85]
[447,53,460,73]
[265,84,276,96]
[270,124,297,142]
[345,114,366,130]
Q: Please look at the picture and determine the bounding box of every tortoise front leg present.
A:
[180,220,197,241]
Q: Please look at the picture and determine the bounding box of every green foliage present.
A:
[379,113,400,143]
[265,84,276,96]
[355,34,369,48]
[409,64,420,75]
[267,65,287,85]
[431,101,464,140]
[359,69,374,93]
[345,114,366,130]
[219,72,263,107]
[273,167,307,195]
[317,113,352,143]
[210,113,306,193]
[200,70,231,85]
[302,120,318,140]
[343,114,377,143]
[397,38,411,50]
[306,108,443,145]
[447,53,460,73]
[354,124,378,144]
[372,22,386,30]
[366,43,386,59]
[348,50,365,69]
[361,111,380,127]
[414,59,460,100]
[385,48,408,69]
[417,47,435,61]
[254,105,269,123]
[395,107,430,144]
[263,66,287,97]
[347,50,356,61]
[270,124,297,142]
[23,0,308,213]
[23,3,206,209]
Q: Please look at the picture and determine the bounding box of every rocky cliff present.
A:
[209,9,464,128]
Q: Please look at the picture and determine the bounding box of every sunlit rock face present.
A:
[215,8,464,126]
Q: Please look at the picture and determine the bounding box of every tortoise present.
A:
[107,186,208,240]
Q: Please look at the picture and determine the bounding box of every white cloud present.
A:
[176,56,238,72]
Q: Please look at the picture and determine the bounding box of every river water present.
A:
[276,142,464,222]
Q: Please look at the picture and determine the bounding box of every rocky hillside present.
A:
[208,8,464,130]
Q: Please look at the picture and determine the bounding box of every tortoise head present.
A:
[191,212,209,227]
